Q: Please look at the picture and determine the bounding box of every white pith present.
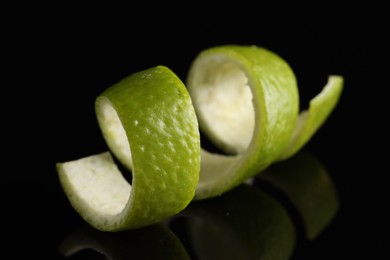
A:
[187,54,257,197]
[97,97,133,170]
[189,55,255,154]
[58,152,131,217]
[59,99,134,223]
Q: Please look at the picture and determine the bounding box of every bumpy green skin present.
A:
[187,45,299,199]
[58,45,343,232]
[57,66,200,232]
[96,66,200,230]
[187,45,343,200]
[223,46,299,173]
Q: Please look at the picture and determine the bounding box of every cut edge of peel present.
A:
[56,152,132,231]
[278,75,344,161]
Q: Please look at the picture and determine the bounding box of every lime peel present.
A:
[57,66,200,231]
[57,45,343,231]
[187,45,343,200]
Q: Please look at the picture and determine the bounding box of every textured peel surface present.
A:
[57,45,343,230]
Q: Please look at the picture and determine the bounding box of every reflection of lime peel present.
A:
[59,223,190,259]
[259,151,340,240]
[182,185,296,260]
[57,45,343,231]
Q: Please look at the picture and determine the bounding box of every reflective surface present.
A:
[5,8,389,259]
[4,150,342,259]
[257,151,339,240]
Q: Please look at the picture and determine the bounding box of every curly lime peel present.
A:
[57,66,201,231]
[189,45,343,199]
[56,45,343,231]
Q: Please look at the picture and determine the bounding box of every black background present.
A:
[5,7,390,259]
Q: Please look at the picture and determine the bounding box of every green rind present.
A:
[58,45,343,232]
[188,45,343,200]
[187,45,299,199]
[58,65,200,231]
[278,76,344,160]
